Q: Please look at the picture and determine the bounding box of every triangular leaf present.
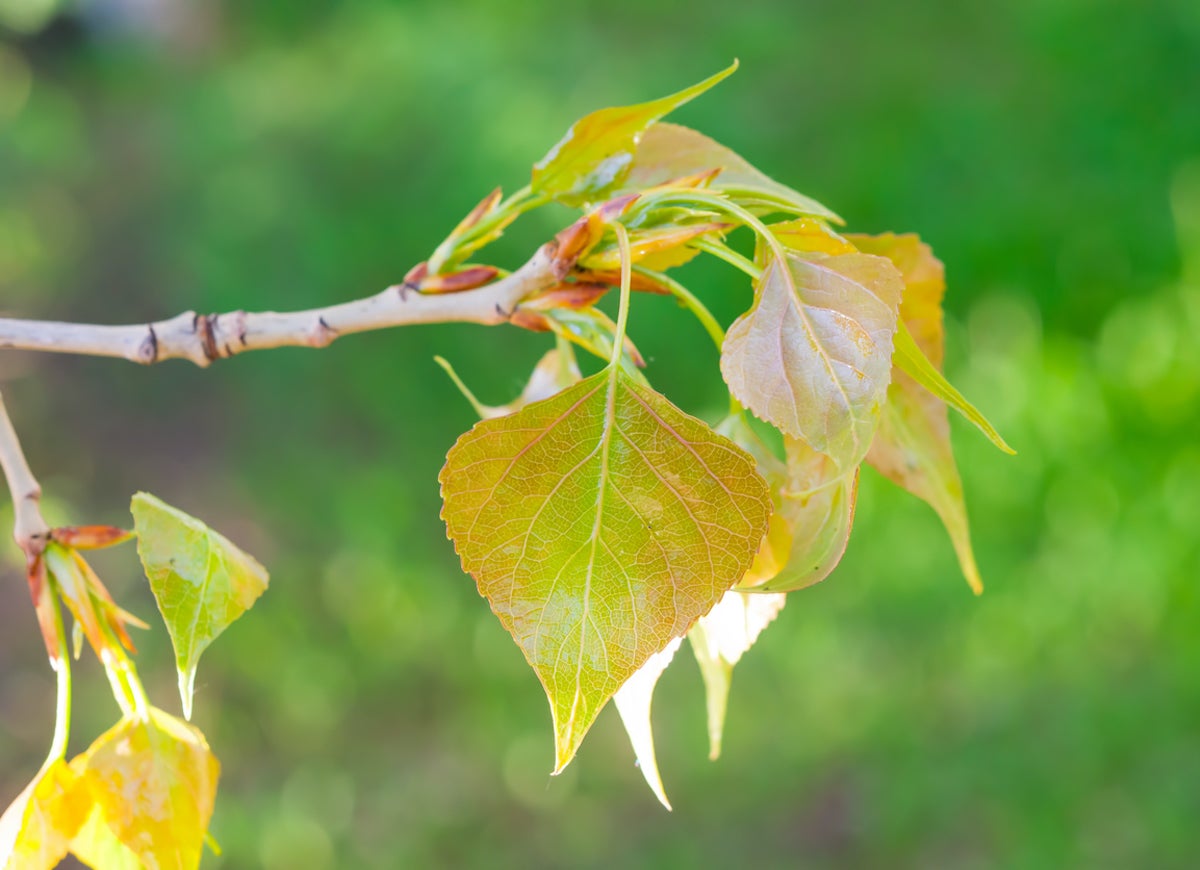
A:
[532,63,738,206]
[849,233,989,593]
[612,637,682,810]
[688,590,786,759]
[720,251,904,472]
[70,708,219,870]
[131,493,269,720]
[0,761,88,870]
[440,368,771,772]
[624,123,841,222]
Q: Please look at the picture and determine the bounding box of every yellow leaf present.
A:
[440,368,771,773]
[688,590,786,760]
[612,637,682,810]
[770,217,857,255]
[70,708,220,870]
[0,760,88,870]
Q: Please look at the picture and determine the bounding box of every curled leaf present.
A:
[131,492,269,720]
[532,62,738,205]
[688,591,786,759]
[612,637,682,810]
[49,526,134,551]
[440,369,771,772]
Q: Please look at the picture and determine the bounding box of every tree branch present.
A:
[0,244,560,367]
[0,391,49,559]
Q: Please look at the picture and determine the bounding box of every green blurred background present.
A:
[2,0,1199,867]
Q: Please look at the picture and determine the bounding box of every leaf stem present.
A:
[632,266,726,350]
[691,238,762,281]
[43,574,71,767]
[610,222,634,369]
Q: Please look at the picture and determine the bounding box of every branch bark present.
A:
[0,244,560,367]
[0,391,49,558]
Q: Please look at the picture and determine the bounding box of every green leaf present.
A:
[439,368,771,772]
[624,123,842,222]
[70,708,219,870]
[131,492,269,720]
[612,637,682,810]
[720,251,904,472]
[849,233,993,593]
[892,322,1016,454]
[688,590,785,760]
[531,62,738,206]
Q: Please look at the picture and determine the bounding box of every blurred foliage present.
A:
[1,0,1199,866]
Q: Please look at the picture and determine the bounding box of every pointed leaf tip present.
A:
[614,637,682,809]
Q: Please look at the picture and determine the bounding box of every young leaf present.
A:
[531,62,738,206]
[754,437,858,593]
[688,590,786,760]
[848,233,989,593]
[440,369,771,773]
[720,251,904,472]
[130,492,269,720]
[623,123,841,222]
[0,761,88,870]
[612,637,682,810]
[436,348,582,420]
[70,708,219,870]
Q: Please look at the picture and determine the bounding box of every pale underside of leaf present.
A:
[720,252,904,473]
[688,590,785,760]
[612,636,682,810]
[624,122,841,222]
[440,368,771,773]
[131,493,269,720]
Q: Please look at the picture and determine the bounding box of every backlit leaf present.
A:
[436,349,582,420]
[624,123,841,222]
[720,251,904,472]
[71,708,219,870]
[612,637,682,810]
[70,807,142,870]
[131,492,269,720]
[0,761,88,870]
[688,590,785,759]
[849,233,987,593]
[532,63,738,206]
[440,368,771,772]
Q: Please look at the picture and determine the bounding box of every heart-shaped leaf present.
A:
[720,251,904,472]
[612,637,682,810]
[624,123,841,222]
[532,63,738,206]
[70,708,219,870]
[440,368,771,772]
[131,493,269,720]
[850,233,989,593]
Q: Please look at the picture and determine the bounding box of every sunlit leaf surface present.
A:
[532,63,738,206]
[612,637,682,810]
[0,761,86,870]
[71,708,219,870]
[131,493,269,720]
[851,233,987,593]
[721,251,904,472]
[688,591,786,760]
[624,123,841,222]
[440,368,771,771]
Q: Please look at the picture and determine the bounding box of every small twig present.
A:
[0,391,49,560]
[0,244,559,367]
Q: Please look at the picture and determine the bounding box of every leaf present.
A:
[688,590,786,759]
[440,368,771,772]
[848,233,990,593]
[623,123,841,222]
[70,808,142,870]
[436,348,582,420]
[131,492,269,720]
[770,217,856,255]
[612,637,682,810]
[720,251,904,472]
[70,708,219,870]
[531,62,738,206]
[0,761,88,870]
[755,437,858,592]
